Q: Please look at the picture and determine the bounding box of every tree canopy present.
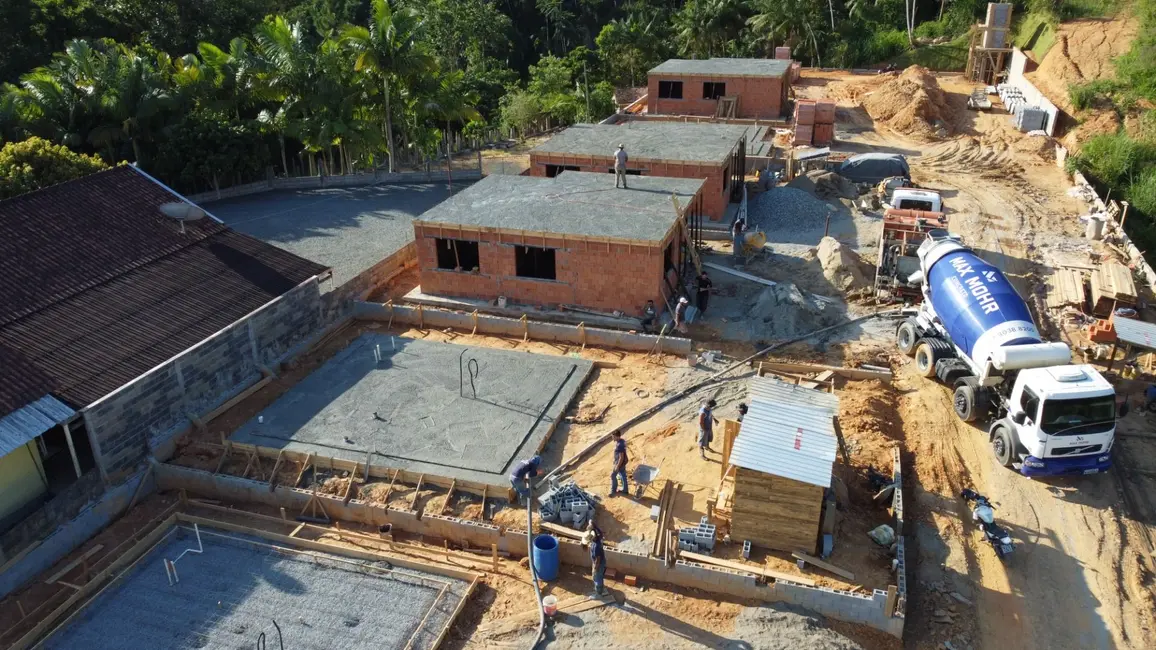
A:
[0,136,109,199]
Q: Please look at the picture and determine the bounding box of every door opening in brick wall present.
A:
[515,245,557,280]
[36,420,95,495]
[435,238,481,271]
[545,164,581,178]
[703,82,727,100]
[658,80,683,99]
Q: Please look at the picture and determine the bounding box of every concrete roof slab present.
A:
[414,172,702,243]
[649,58,792,78]
[531,122,749,165]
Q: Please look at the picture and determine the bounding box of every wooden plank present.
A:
[411,473,425,509]
[540,521,585,539]
[759,361,891,381]
[289,523,306,538]
[679,550,816,586]
[382,468,401,504]
[44,545,104,584]
[268,450,286,490]
[792,551,855,580]
[884,585,898,617]
[721,419,740,480]
[440,480,456,516]
[293,452,313,488]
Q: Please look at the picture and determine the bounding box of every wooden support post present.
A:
[251,451,266,481]
[578,322,586,349]
[214,441,232,474]
[440,480,456,516]
[342,473,356,505]
[1108,341,1120,371]
[268,450,285,490]
[280,507,288,521]
[418,304,425,330]
[62,421,82,479]
[411,473,425,509]
[16,600,25,619]
[521,314,529,342]
[721,420,739,479]
[481,485,488,521]
[471,309,479,335]
[294,453,313,488]
[387,299,395,329]
[491,543,499,572]
[382,468,400,505]
[884,585,899,617]
[241,451,256,479]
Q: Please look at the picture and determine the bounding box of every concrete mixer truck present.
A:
[895,230,1116,476]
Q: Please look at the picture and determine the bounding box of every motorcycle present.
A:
[960,488,1014,559]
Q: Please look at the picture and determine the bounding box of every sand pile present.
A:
[1011,134,1057,164]
[787,170,859,201]
[862,66,951,141]
[746,283,842,341]
[816,236,870,292]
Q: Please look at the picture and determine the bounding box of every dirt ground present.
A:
[1025,12,1140,115]
[795,67,1156,650]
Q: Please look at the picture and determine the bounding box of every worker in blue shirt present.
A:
[584,523,607,597]
[1145,385,1156,411]
[698,399,718,459]
[509,455,541,506]
[609,431,628,496]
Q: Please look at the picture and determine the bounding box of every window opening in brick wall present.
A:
[515,245,556,280]
[545,164,581,178]
[703,82,726,100]
[34,420,95,496]
[658,80,683,99]
[435,238,480,271]
[722,164,730,193]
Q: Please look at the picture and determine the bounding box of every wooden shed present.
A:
[728,377,837,554]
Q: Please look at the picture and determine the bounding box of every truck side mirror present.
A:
[1011,411,1026,425]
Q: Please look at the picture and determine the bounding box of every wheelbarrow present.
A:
[633,464,661,499]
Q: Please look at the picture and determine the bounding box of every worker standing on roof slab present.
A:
[698,399,718,459]
[509,455,541,506]
[614,144,628,188]
[609,431,629,496]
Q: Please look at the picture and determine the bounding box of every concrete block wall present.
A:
[155,462,904,637]
[353,301,692,354]
[647,74,787,120]
[83,279,323,475]
[1007,49,1060,136]
[413,224,671,313]
[527,152,729,222]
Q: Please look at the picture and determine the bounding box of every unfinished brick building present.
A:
[647,58,791,120]
[412,172,705,314]
[528,121,746,222]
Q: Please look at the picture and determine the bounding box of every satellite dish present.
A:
[159,202,207,234]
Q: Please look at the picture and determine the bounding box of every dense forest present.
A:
[0,0,1149,200]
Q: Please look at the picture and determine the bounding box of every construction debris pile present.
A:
[538,479,600,529]
[816,236,871,292]
[861,66,952,141]
[787,170,859,202]
[746,283,843,340]
[676,517,718,554]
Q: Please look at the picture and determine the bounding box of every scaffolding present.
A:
[965,3,1014,85]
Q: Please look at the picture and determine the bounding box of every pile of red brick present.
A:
[794,100,837,146]
[1088,317,1117,343]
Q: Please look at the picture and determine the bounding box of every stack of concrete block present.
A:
[794,100,815,146]
[537,480,598,529]
[676,519,718,553]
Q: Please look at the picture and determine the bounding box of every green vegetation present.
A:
[0,136,108,199]
[0,0,1135,199]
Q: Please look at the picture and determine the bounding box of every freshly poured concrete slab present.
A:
[229,334,593,487]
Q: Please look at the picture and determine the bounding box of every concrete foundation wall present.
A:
[188,170,484,204]
[527,152,730,222]
[413,224,672,314]
[647,74,787,119]
[84,279,324,474]
[1007,49,1060,136]
[155,463,904,637]
[0,468,153,598]
[353,301,692,354]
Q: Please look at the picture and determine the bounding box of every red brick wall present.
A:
[414,223,678,314]
[646,74,786,119]
[528,153,730,222]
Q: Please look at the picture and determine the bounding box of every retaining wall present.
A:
[83,279,324,475]
[188,169,484,205]
[155,462,904,637]
[0,468,153,598]
[354,301,693,354]
[1007,49,1061,136]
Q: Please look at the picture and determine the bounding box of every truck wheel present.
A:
[896,319,919,356]
[953,383,977,422]
[991,425,1015,468]
[914,340,938,378]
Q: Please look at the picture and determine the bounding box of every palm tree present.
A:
[89,49,173,163]
[198,38,259,118]
[0,87,25,145]
[12,40,105,149]
[747,0,824,66]
[340,0,434,173]
[421,70,480,187]
[252,17,316,174]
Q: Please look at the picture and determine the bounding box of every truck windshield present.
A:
[1039,397,1116,435]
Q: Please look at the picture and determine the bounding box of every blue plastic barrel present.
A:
[532,534,559,581]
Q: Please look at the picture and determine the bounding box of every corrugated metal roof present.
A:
[1112,316,1156,350]
[0,394,74,457]
[729,377,838,488]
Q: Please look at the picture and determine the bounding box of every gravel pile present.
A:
[748,186,837,232]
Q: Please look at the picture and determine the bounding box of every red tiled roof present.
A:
[0,166,329,412]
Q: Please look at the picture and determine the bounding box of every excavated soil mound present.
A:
[1011,134,1058,164]
[816,236,870,292]
[1062,110,1121,151]
[787,170,859,201]
[1026,15,1139,113]
[862,66,952,141]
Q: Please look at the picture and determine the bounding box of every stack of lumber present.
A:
[1090,262,1137,316]
[1046,269,1087,310]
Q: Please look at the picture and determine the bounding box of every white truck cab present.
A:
[891,188,943,213]
[997,365,1115,475]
